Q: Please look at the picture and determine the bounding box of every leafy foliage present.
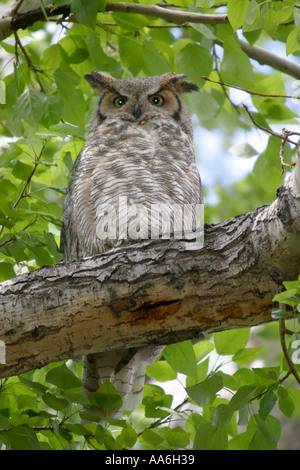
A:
[0,0,300,450]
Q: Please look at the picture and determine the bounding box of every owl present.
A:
[61,71,202,415]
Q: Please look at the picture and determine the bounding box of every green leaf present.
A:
[65,423,94,437]
[193,423,228,450]
[277,386,295,418]
[50,419,73,444]
[88,380,123,413]
[228,430,252,450]
[176,43,213,86]
[3,239,29,263]
[42,392,69,411]
[54,69,85,127]
[71,0,98,29]
[0,144,22,167]
[285,387,300,415]
[186,374,223,406]
[248,415,281,450]
[79,409,102,423]
[228,0,250,31]
[165,426,190,448]
[44,232,63,263]
[141,429,163,446]
[19,376,48,394]
[146,360,177,382]
[245,0,260,25]
[14,88,44,128]
[113,12,150,31]
[263,9,279,37]
[227,385,260,412]
[85,32,118,72]
[0,262,15,281]
[12,160,32,181]
[14,88,62,128]
[233,347,267,365]
[186,90,219,122]
[142,41,170,76]
[295,6,300,27]
[221,35,254,86]
[259,391,277,420]
[119,37,144,76]
[212,403,233,428]
[143,384,173,418]
[193,340,214,362]
[283,276,300,290]
[164,341,198,379]
[40,44,68,70]
[273,289,300,307]
[214,328,250,355]
[2,425,41,450]
[120,424,137,448]
[229,142,258,158]
[40,94,63,127]
[46,123,86,138]
[46,364,82,389]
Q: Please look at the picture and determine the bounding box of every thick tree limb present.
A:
[0,154,299,379]
[239,40,300,81]
[1,2,300,79]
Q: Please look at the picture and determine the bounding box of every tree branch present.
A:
[239,39,300,81]
[104,2,228,25]
[1,2,300,79]
[0,154,299,379]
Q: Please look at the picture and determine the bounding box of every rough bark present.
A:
[0,154,299,379]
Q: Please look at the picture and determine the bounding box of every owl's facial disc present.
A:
[98,88,181,125]
[111,92,165,120]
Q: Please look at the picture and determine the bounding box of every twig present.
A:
[0,236,16,248]
[279,318,300,385]
[13,31,45,92]
[211,47,240,114]
[243,105,298,173]
[10,0,26,17]
[280,128,298,175]
[199,75,299,100]
[242,104,298,146]
[13,139,47,209]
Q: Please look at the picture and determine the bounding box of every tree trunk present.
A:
[0,154,299,379]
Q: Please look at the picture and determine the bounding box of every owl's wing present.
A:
[60,150,86,261]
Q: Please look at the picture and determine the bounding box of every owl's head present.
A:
[85,72,198,137]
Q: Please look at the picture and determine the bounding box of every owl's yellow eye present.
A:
[113,96,127,108]
[149,94,164,107]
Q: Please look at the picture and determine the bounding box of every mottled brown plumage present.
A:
[61,72,202,415]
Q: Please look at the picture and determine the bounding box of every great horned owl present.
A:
[61,72,202,415]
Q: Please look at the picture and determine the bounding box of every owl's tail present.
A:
[82,346,164,417]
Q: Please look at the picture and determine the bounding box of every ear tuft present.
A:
[159,73,199,94]
[84,71,117,92]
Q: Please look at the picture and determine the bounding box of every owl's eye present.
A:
[149,94,164,107]
[113,96,128,108]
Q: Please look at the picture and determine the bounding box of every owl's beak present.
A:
[133,102,142,119]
